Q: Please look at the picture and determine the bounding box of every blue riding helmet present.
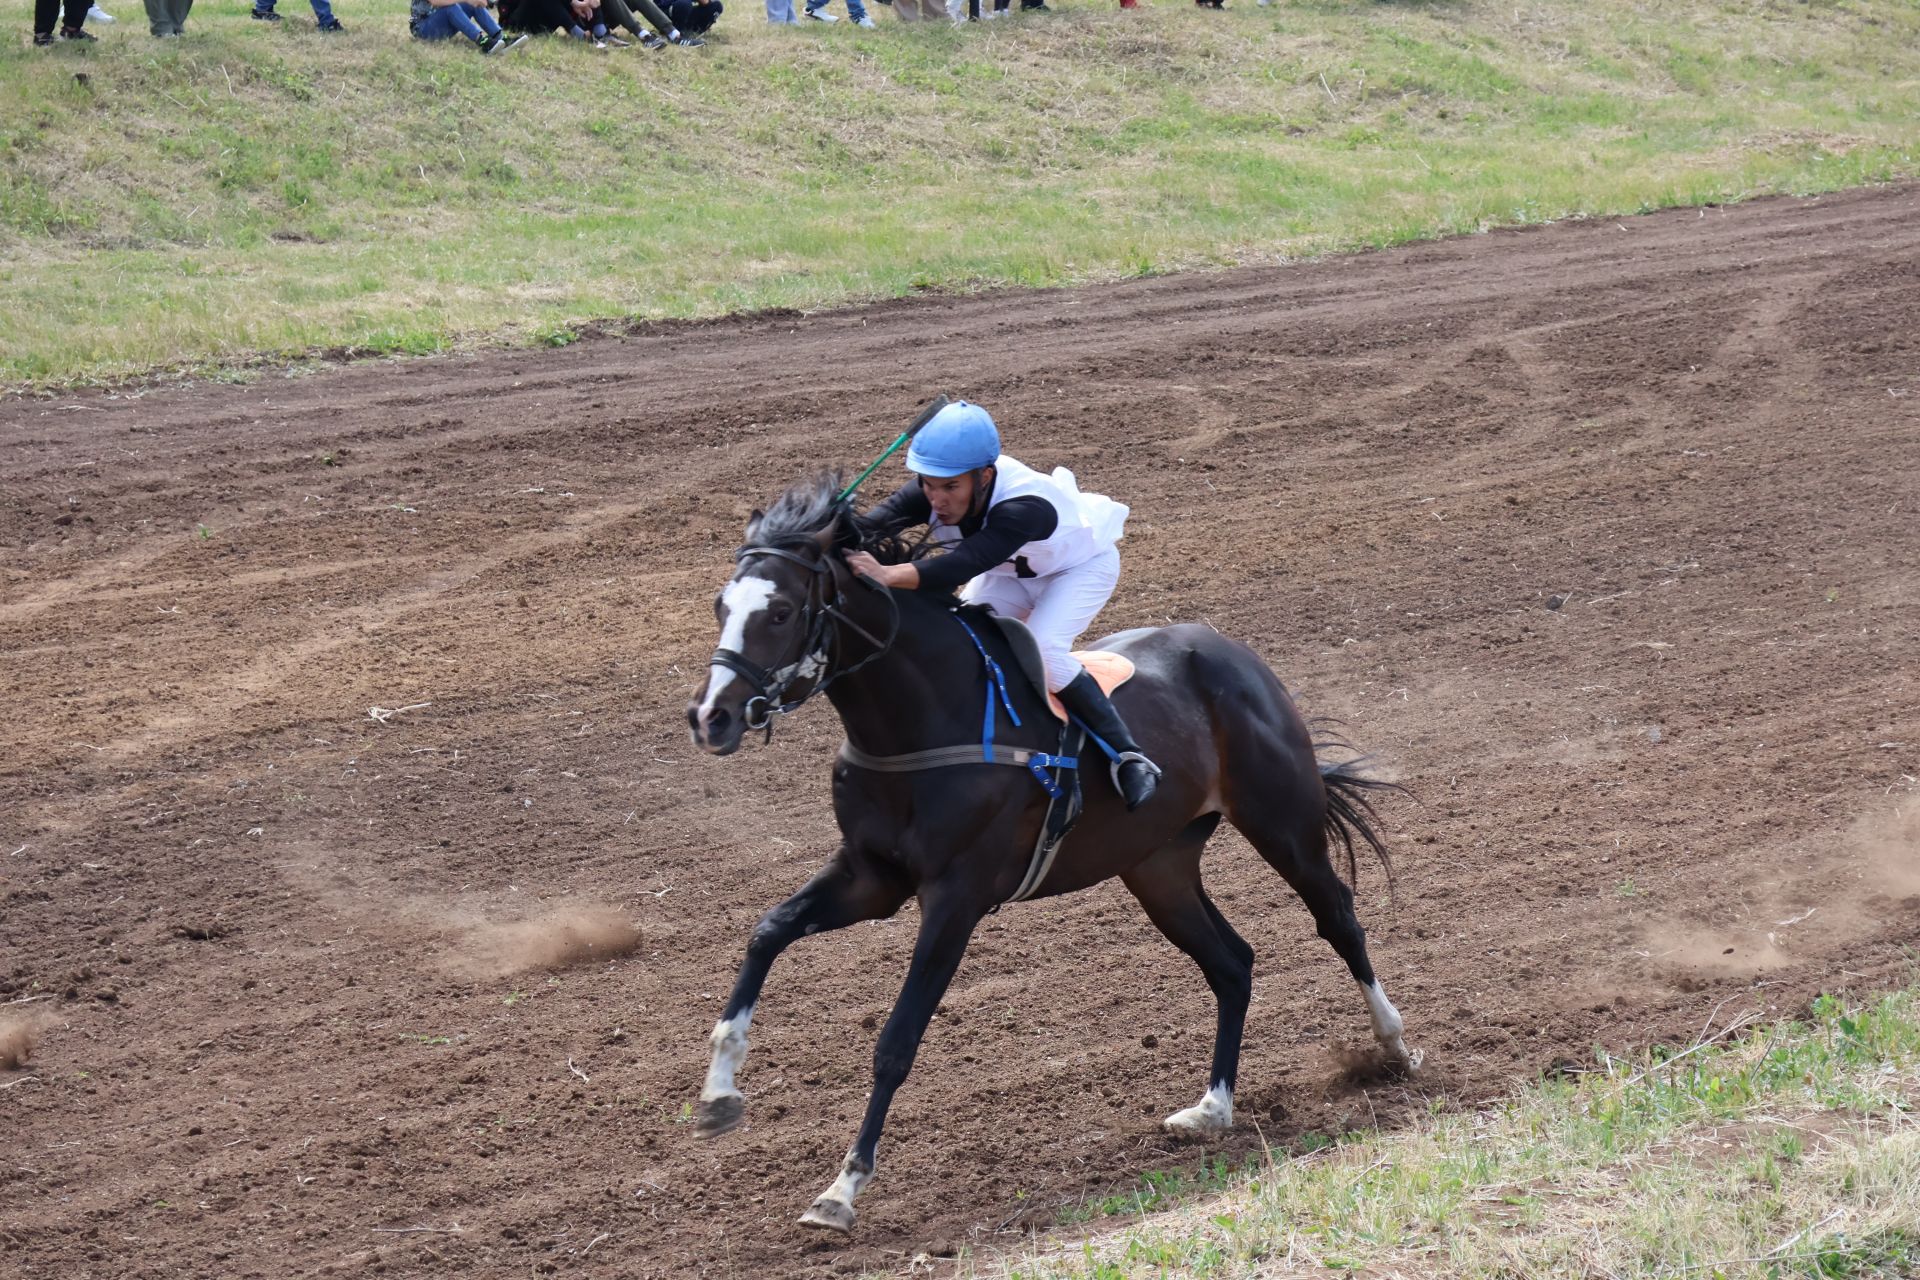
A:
[906,401,1001,477]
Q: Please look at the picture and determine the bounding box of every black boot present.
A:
[1057,671,1161,811]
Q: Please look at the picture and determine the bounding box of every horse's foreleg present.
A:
[797,892,986,1233]
[697,852,907,1137]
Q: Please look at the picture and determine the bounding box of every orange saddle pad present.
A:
[1046,651,1137,722]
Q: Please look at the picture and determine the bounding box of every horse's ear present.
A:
[812,523,835,553]
[745,508,764,539]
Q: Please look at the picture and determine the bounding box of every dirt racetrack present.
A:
[4,184,1919,1279]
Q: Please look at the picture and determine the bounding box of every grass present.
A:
[3,0,1918,385]
[987,983,1920,1280]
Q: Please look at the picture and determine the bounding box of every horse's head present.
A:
[688,477,872,755]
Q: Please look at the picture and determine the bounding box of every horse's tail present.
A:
[1309,720,1405,894]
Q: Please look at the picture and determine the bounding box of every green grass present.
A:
[989,983,1920,1280]
[3,0,1918,385]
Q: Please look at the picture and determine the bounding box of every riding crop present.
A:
[836,394,951,504]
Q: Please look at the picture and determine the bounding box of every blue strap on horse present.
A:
[837,608,1086,902]
[951,613,1077,799]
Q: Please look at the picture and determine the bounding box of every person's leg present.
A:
[60,0,90,32]
[425,4,485,38]
[843,0,867,21]
[142,0,168,32]
[251,0,280,18]
[36,0,61,34]
[598,0,644,33]
[308,0,342,28]
[765,0,794,23]
[464,2,502,35]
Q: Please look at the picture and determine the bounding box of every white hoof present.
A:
[1163,1083,1233,1136]
[798,1196,857,1233]
[1381,1037,1423,1074]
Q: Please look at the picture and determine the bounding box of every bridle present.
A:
[707,541,901,738]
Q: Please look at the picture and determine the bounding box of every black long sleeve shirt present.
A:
[861,478,1058,593]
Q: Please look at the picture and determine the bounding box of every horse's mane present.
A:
[746,471,935,566]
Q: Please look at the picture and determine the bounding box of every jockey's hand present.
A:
[845,552,919,591]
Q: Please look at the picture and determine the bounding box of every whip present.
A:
[836,394,951,504]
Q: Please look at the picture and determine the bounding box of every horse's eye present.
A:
[769,607,793,626]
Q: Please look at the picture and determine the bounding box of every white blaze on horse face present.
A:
[700,1006,755,1102]
[1359,978,1420,1069]
[1163,1082,1233,1135]
[696,575,777,737]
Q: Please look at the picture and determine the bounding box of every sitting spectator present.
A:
[251,0,345,32]
[499,0,701,43]
[661,0,717,35]
[410,0,527,51]
[32,0,93,43]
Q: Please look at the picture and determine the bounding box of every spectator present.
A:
[251,0,345,32]
[803,0,872,27]
[659,0,716,36]
[598,0,708,49]
[144,0,190,35]
[32,0,93,44]
[410,0,527,51]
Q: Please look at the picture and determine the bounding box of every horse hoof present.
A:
[1163,1109,1231,1138]
[798,1196,857,1233]
[695,1093,744,1137]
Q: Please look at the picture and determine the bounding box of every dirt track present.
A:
[4,184,1919,1279]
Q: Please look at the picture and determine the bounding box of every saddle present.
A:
[979,611,1137,718]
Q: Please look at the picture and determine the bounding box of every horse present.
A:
[684,473,1418,1233]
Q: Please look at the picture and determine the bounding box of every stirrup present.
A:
[1111,751,1162,810]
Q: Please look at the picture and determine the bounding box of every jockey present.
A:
[846,401,1163,810]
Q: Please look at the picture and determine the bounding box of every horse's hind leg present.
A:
[1119,815,1254,1137]
[697,848,908,1137]
[1231,801,1419,1072]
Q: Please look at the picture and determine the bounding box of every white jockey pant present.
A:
[960,546,1120,693]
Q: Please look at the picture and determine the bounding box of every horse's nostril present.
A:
[687,704,701,733]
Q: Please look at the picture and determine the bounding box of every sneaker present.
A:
[853,12,873,24]
[604,31,630,44]
[317,18,345,29]
[480,29,527,50]
[88,5,115,21]
[33,30,55,43]
[803,7,839,18]
[639,29,665,46]
[60,23,97,38]
[250,7,282,18]
[668,29,702,43]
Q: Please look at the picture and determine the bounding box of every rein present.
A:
[709,541,900,738]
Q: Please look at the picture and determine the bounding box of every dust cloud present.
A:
[0,1015,41,1071]
[450,904,642,978]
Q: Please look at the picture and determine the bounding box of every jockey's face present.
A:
[920,466,991,526]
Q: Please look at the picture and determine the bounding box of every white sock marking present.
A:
[1164,1082,1233,1134]
[816,1149,872,1210]
[699,1006,754,1101]
[1359,978,1417,1065]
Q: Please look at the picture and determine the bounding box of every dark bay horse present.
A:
[685,475,1418,1233]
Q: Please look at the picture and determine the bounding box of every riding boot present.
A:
[1056,671,1161,811]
